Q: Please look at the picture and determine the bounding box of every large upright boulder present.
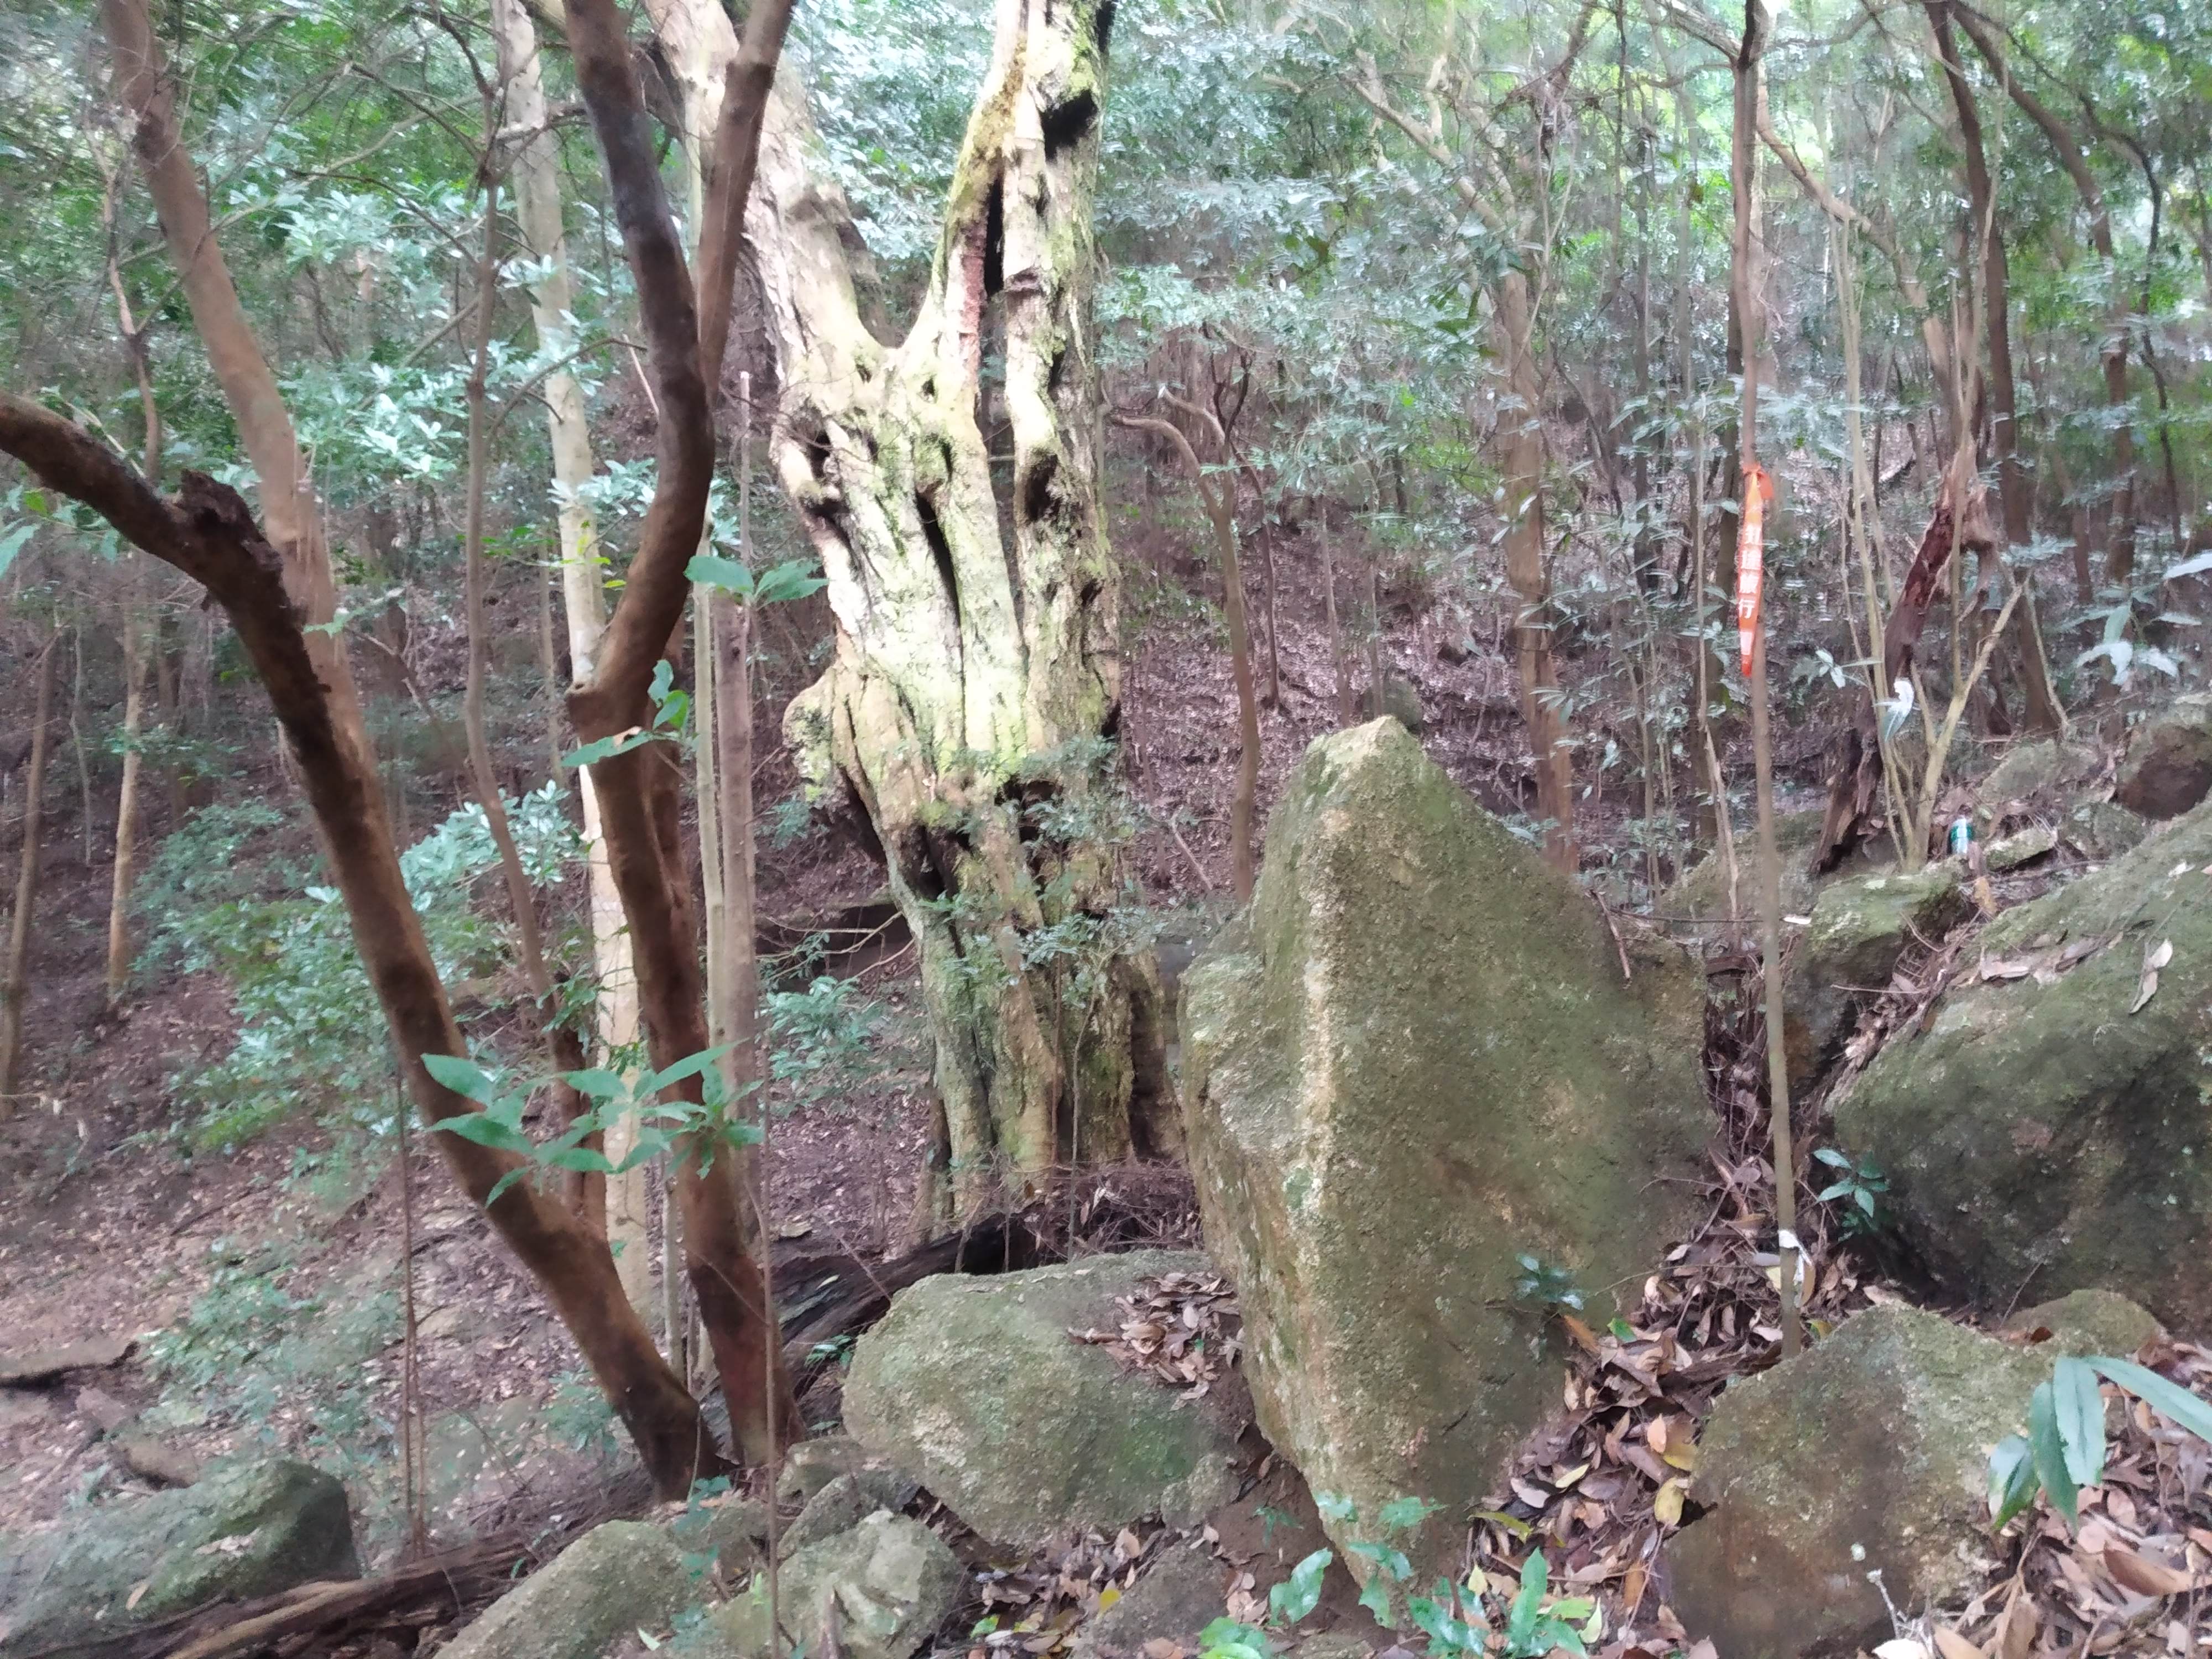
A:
[839,1252,1244,1545]
[1181,722,1708,1582]
[0,1459,358,1659]
[2115,693,2212,818]
[1668,1306,2042,1658]
[1834,792,2212,1332]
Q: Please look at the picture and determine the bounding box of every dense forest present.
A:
[3,1,2212,1656]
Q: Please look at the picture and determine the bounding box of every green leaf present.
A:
[430,1111,534,1155]
[1505,1553,1548,1647]
[1355,1575,1394,1625]
[545,1145,616,1174]
[422,1053,497,1103]
[1989,1433,2039,1527]
[2027,1380,2080,1528]
[2089,1357,2212,1444]
[1312,1490,1357,1524]
[1407,1593,1483,1655]
[0,521,33,578]
[1813,1146,1850,1168]
[563,1067,629,1100]
[1377,1495,1442,1531]
[1346,1541,1411,1582]
[483,1167,528,1208]
[1197,1619,1271,1659]
[687,551,756,596]
[1267,1549,1331,1626]
[2050,1358,2108,1488]
[753,560,827,606]
[563,728,655,768]
[643,1044,734,1096]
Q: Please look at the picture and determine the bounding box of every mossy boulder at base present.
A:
[1979,738,2100,807]
[1181,721,1708,1587]
[2064,798,2149,862]
[1832,791,2212,1332]
[2006,1288,2163,1358]
[1667,1307,2041,1659]
[437,1521,692,1659]
[1662,806,1879,922]
[690,1512,961,1659]
[1783,866,1966,1087]
[2114,694,2212,818]
[0,1458,358,1659]
[839,1251,1244,1545]
[1072,1542,1226,1659]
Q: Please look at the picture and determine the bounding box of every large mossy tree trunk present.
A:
[739,0,1172,1222]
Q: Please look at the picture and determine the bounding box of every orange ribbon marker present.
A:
[1736,464,1774,676]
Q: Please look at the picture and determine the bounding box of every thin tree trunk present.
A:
[491,0,625,1241]
[1496,272,1575,870]
[564,0,797,1463]
[103,606,148,1005]
[1319,498,1353,726]
[1733,0,1799,1357]
[1,638,58,1112]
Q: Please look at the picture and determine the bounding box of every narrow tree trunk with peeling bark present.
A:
[2,638,58,1112]
[666,0,1173,1223]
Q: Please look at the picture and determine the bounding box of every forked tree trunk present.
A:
[69,0,719,1494]
[669,0,1174,1223]
[1,637,58,1112]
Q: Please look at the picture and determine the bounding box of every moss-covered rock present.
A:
[1072,1542,1225,1659]
[437,1521,693,1659]
[0,1458,358,1659]
[1662,807,1880,922]
[1182,721,1708,1590]
[2063,798,2150,862]
[690,1513,961,1659]
[2115,694,2212,819]
[1783,867,1967,1087]
[1668,1307,2041,1659]
[1979,738,2100,807]
[2006,1288,2164,1358]
[839,1252,1243,1545]
[1833,793,2212,1333]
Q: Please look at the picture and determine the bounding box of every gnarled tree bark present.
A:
[656,0,1175,1225]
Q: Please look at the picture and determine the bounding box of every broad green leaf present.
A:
[1355,1576,1394,1625]
[564,728,654,768]
[484,1168,528,1208]
[1346,1540,1411,1582]
[0,521,33,578]
[753,560,827,606]
[563,1067,628,1100]
[1377,1495,1441,1531]
[1407,1594,1483,1655]
[1505,1553,1547,1647]
[2049,1358,2107,1488]
[1312,1491,1356,1524]
[643,1044,734,1095]
[1267,1548,1331,1626]
[422,1053,497,1103]
[545,1145,616,1174]
[2089,1357,2212,1444]
[687,551,757,596]
[430,1112,534,1155]
[1988,1433,2038,1527]
[2027,1380,2080,1527]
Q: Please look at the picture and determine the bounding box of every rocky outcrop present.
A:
[1663,807,1879,922]
[437,1521,693,1659]
[840,1252,1244,1546]
[2114,694,2212,818]
[0,1458,358,1659]
[1668,1307,2042,1659]
[690,1513,960,1659]
[1783,866,1966,1087]
[1979,738,2100,808]
[1833,792,2212,1332]
[1182,721,1708,1587]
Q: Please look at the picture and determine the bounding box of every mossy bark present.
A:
[754,0,1171,1219]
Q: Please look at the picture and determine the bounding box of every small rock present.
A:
[2114,694,2212,818]
[2007,1288,2164,1358]
[1357,678,1425,735]
[74,1386,134,1433]
[691,1512,959,1659]
[841,1252,1244,1546]
[2062,798,2148,862]
[779,1471,915,1559]
[775,1435,912,1506]
[669,1496,771,1584]
[1073,1542,1225,1659]
[1664,807,1882,922]
[1985,824,2056,872]
[0,1333,135,1387]
[437,1521,693,1659]
[1668,1306,2043,1659]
